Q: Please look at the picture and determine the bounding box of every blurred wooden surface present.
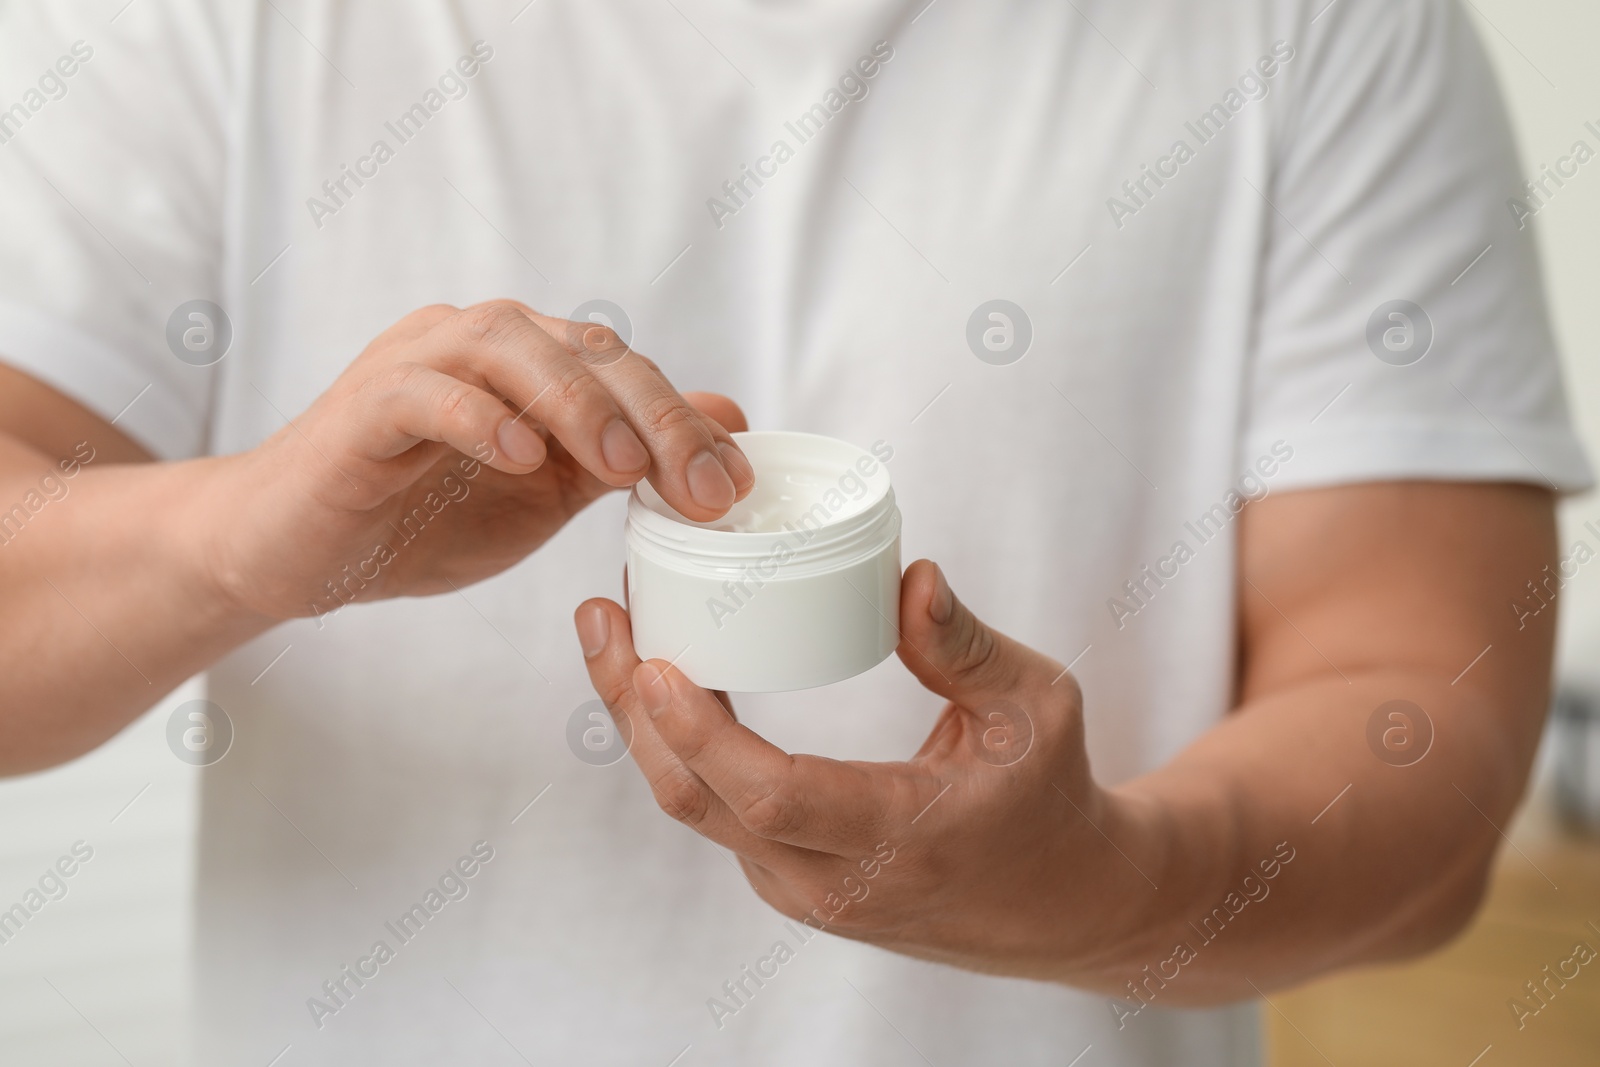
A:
[1265,790,1600,1066]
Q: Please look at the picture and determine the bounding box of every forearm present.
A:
[1077,668,1530,1006]
[0,435,272,772]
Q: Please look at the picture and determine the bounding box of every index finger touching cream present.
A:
[624,431,901,692]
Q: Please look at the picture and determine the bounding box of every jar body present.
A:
[623,431,902,693]
[627,535,900,692]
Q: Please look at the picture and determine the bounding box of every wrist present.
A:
[1067,784,1183,974]
[159,452,283,631]
[1054,779,1234,989]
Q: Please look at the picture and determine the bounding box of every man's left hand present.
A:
[573,559,1163,981]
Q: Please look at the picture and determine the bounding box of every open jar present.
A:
[624,431,901,692]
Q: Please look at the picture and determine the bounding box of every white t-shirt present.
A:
[0,1,1590,1064]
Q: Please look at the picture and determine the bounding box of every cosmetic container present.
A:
[624,431,901,692]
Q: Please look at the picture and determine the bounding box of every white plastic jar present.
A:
[624,431,901,692]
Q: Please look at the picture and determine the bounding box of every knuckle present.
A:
[670,721,716,768]
[746,876,799,917]
[592,672,633,713]
[433,381,480,427]
[1052,668,1084,709]
[409,303,459,326]
[543,360,605,414]
[739,775,805,839]
[755,882,820,928]
[653,769,712,827]
[364,360,426,402]
[947,614,1001,683]
[538,317,588,352]
[490,298,538,317]
[455,301,530,345]
[637,392,699,438]
[374,305,457,347]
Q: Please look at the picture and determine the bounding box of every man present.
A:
[0,1,1588,1064]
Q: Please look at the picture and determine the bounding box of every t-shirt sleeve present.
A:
[1243,0,1593,493]
[0,2,231,460]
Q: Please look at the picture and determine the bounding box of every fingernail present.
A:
[930,565,954,625]
[687,450,736,512]
[636,663,672,718]
[497,419,544,466]
[717,441,756,492]
[601,419,649,474]
[576,603,608,659]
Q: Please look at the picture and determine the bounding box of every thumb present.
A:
[896,559,1071,711]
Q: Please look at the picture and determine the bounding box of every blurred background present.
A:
[0,1,1595,1064]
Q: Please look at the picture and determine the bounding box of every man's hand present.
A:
[573,559,1161,980]
[575,483,1559,1004]
[197,301,753,618]
[0,301,752,772]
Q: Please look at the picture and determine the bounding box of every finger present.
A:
[525,309,746,437]
[480,304,753,499]
[343,360,546,474]
[909,702,967,762]
[896,558,1077,717]
[442,302,754,521]
[366,303,460,348]
[682,391,749,435]
[588,357,756,514]
[632,657,896,854]
[407,302,655,483]
[575,598,820,869]
[709,688,738,722]
[523,311,756,507]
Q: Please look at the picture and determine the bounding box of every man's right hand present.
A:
[0,299,752,770]
[195,301,753,620]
